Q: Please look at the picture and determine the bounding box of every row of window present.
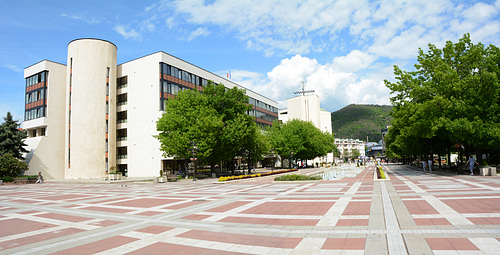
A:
[26,71,46,87]
[248,109,278,122]
[248,97,278,113]
[26,89,45,104]
[161,63,209,87]
[25,107,45,121]
[162,81,186,95]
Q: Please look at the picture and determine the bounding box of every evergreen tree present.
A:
[0,112,28,159]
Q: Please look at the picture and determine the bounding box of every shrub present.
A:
[218,169,298,182]
[0,153,28,177]
[0,176,14,182]
[274,174,322,181]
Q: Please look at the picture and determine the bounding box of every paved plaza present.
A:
[1,164,500,254]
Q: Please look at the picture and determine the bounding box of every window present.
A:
[162,81,169,93]
[41,127,46,136]
[117,76,128,89]
[31,129,36,137]
[171,66,178,78]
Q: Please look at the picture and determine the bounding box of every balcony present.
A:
[117,84,128,95]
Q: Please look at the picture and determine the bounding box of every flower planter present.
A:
[480,167,492,176]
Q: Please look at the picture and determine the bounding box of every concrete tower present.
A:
[65,39,117,178]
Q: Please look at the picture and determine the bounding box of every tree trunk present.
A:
[476,147,483,166]
[438,152,442,169]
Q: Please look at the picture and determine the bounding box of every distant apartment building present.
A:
[22,38,278,179]
[334,138,366,160]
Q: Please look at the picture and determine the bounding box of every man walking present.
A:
[422,160,427,173]
[428,159,433,173]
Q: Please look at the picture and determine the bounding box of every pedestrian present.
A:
[466,156,478,175]
[428,159,433,173]
[35,172,44,184]
[422,160,427,173]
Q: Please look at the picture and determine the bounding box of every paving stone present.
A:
[2,164,500,254]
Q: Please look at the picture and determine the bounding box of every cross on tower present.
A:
[294,81,315,96]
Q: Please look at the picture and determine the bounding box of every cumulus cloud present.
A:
[331,50,377,72]
[114,25,141,40]
[234,53,392,111]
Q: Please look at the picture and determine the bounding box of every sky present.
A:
[1,0,500,122]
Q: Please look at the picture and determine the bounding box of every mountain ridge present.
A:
[331,104,393,143]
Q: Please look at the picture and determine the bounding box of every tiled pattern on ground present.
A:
[1,164,500,254]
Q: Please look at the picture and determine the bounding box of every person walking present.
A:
[466,156,478,175]
[35,172,44,184]
[422,160,427,173]
[428,159,433,173]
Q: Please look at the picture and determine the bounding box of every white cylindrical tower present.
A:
[65,39,117,179]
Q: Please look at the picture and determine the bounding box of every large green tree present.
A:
[155,81,256,173]
[269,119,335,165]
[0,112,28,159]
[385,34,500,163]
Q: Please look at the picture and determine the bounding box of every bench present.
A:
[13,178,29,184]
[167,175,178,182]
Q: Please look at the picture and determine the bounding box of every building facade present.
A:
[334,138,366,161]
[278,94,334,164]
[22,38,278,179]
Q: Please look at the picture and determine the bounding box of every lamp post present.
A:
[190,141,198,181]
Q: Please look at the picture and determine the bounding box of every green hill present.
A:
[331,104,393,142]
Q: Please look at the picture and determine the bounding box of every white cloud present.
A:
[187,27,210,41]
[234,53,392,111]
[61,13,100,25]
[159,0,499,60]
[3,64,22,72]
[137,0,500,111]
[331,50,377,72]
[114,25,141,40]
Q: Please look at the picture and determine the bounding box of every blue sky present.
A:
[1,0,500,122]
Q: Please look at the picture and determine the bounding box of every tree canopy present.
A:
[0,112,28,159]
[269,119,335,164]
[385,34,500,162]
[155,81,260,170]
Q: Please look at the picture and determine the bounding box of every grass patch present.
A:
[274,174,322,181]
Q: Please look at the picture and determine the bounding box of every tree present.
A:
[351,149,361,159]
[155,81,256,173]
[385,34,500,164]
[0,153,28,177]
[239,127,270,170]
[269,119,335,165]
[0,112,28,159]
